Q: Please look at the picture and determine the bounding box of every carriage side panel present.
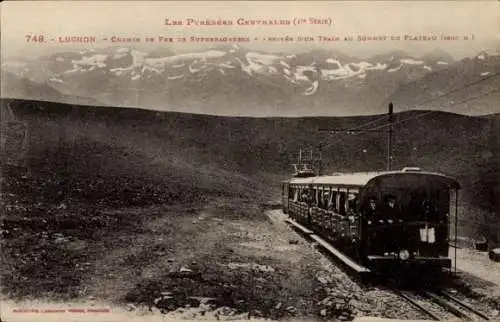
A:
[282,182,290,214]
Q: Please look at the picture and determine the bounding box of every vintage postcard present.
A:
[1,1,499,321]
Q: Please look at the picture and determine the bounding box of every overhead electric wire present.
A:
[316,114,388,149]
[352,86,500,136]
[415,71,500,107]
[319,87,500,156]
[345,115,389,131]
[322,72,500,143]
[290,71,500,162]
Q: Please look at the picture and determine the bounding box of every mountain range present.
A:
[1,45,499,116]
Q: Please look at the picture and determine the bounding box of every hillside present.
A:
[1,99,278,207]
[1,99,498,315]
[0,98,283,308]
[2,99,497,212]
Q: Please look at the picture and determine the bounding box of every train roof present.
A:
[285,168,461,189]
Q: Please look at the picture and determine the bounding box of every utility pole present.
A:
[318,102,394,171]
[387,102,394,171]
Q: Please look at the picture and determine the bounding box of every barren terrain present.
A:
[1,99,499,321]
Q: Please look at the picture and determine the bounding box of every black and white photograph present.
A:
[1,1,499,321]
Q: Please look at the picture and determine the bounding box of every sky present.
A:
[1,0,499,60]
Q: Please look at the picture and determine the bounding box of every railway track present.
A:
[284,216,494,321]
[395,288,491,321]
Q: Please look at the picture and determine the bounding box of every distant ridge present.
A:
[2,48,498,116]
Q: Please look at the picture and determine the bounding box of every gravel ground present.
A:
[443,288,499,318]
[256,211,432,321]
[2,201,439,321]
[447,247,500,314]
[451,247,500,289]
[5,170,485,322]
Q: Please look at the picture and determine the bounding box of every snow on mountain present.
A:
[116,47,130,54]
[350,61,374,69]
[388,64,403,73]
[131,50,148,65]
[114,53,129,59]
[294,66,317,82]
[141,64,162,74]
[236,57,255,76]
[220,63,236,69]
[401,58,424,65]
[146,50,226,67]
[320,60,386,80]
[100,49,227,76]
[304,80,319,96]
[65,66,83,74]
[188,63,204,74]
[169,74,185,80]
[78,48,97,54]
[326,58,342,66]
[74,54,108,68]
[365,63,387,71]
[280,61,290,69]
[9,46,499,116]
[246,52,280,65]
[236,52,286,76]
[322,66,354,79]
[22,47,453,92]
[48,76,64,83]
[296,65,317,73]
[110,66,132,74]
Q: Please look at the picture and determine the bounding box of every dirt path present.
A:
[451,247,500,289]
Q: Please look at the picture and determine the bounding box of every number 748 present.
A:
[26,35,45,43]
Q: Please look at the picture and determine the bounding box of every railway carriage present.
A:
[282,167,460,272]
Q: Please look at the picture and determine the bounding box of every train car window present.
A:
[318,189,322,207]
[327,190,333,210]
[338,192,347,216]
[335,191,341,213]
[322,191,330,210]
[382,194,402,222]
[317,190,322,208]
[329,190,336,211]
[348,193,359,213]
[300,188,307,203]
[391,187,449,223]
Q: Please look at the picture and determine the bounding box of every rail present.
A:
[436,290,491,320]
[393,289,441,321]
[396,288,491,321]
[283,212,492,321]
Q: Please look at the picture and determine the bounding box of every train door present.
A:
[282,182,290,214]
